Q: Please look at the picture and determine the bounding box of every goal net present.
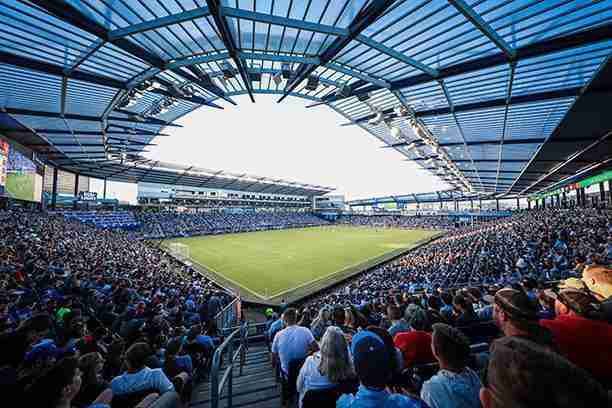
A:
[168,242,190,262]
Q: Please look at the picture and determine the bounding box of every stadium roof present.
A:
[1,0,611,197]
[348,189,483,206]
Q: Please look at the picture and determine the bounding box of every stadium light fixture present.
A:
[305,75,319,91]
[281,63,292,79]
[222,62,236,79]
[272,71,283,86]
[336,83,351,98]
[389,126,401,139]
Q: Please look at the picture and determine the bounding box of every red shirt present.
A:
[393,330,435,368]
[540,315,612,384]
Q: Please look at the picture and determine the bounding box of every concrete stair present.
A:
[190,344,280,408]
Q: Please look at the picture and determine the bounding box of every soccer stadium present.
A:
[1,1,612,408]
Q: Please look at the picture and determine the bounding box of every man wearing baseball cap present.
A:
[540,285,612,386]
[486,288,554,349]
[337,330,428,408]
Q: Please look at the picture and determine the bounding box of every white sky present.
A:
[92,94,448,203]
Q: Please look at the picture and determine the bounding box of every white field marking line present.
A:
[158,242,238,298]
[174,228,443,301]
[187,257,269,300]
[267,231,444,300]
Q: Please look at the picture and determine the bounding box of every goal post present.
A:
[168,242,190,262]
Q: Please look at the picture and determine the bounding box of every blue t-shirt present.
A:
[337,385,429,408]
[111,367,175,396]
[196,334,215,350]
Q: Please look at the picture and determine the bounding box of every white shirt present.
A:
[272,325,315,374]
[296,353,335,408]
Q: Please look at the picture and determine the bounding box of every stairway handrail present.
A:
[210,321,248,408]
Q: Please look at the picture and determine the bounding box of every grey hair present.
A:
[318,326,355,383]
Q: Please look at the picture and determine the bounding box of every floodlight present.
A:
[389,126,401,139]
[171,83,186,96]
[336,83,351,98]
[249,72,262,82]
[305,75,319,91]
[393,105,409,117]
[368,111,383,125]
[182,85,196,96]
[357,93,370,102]
[281,63,292,79]
[272,71,283,86]
[222,62,236,79]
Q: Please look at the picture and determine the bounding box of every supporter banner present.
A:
[577,170,612,189]
[528,170,612,201]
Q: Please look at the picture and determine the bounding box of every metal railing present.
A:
[214,297,240,330]
[210,322,248,408]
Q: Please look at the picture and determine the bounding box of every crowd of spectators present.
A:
[264,207,612,407]
[302,208,611,308]
[336,215,461,230]
[2,205,611,408]
[135,211,329,238]
[0,209,232,408]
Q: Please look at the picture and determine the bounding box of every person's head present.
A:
[387,305,402,321]
[318,326,354,383]
[282,307,297,326]
[125,342,152,371]
[27,356,82,407]
[545,287,600,318]
[166,337,183,356]
[344,307,356,327]
[481,337,609,408]
[332,306,345,326]
[441,292,453,306]
[490,288,538,334]
[20,313,53,344]
[431,323,470,372]
[427,295,441,311]
[79,352,104,384]
[405,305,430,332]
[351,330,392,389]
[453,294,474,315]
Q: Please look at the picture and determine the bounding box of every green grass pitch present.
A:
[6,172,35,202]
[168,226,441,303]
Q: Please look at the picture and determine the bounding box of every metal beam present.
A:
[0,50,125,89]
[205,0,255,102]
[279,0,397,102]
[412,158,528,163]
[349,87,583,124]
[324,24,612,103]
[3,107,179,127]
[29,0,166,69]
[356,35,438,77]
[109,7,211,39]
[519,131,612,194]
[385,137,547,149]
[147,87,223,109]
[447,0,515,59]
[439,79,482,189]
[495,63,516,191]
[182,66,236,105]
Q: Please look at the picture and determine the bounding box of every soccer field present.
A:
[168,226,441,303]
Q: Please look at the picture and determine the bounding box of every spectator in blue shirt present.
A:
[337,330,429,408]
[110,342,175,397]
[420,324,481,408]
